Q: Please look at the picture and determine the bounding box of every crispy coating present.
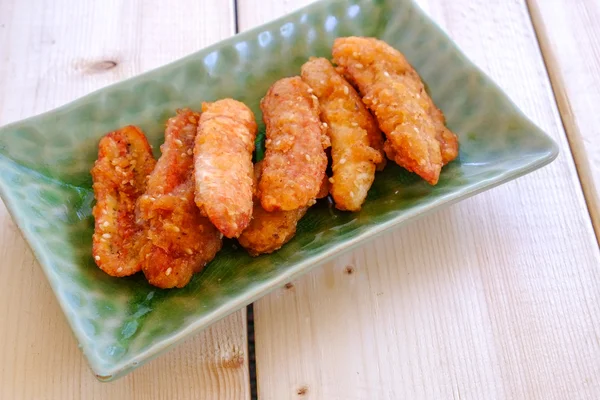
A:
[259,77,329,211]
[238,162,307,256]
[238,205,307,257]
[301,57,383,211]
[91,126,156,277]
[316,173,330,199]
[332,37,459,185]
[138,109,222,288]
[430,104,459,165]
[195,99,257,238]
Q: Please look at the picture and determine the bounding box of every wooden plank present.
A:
[527,0,600,241]
[0,0,250,399]
[239,0,600,399]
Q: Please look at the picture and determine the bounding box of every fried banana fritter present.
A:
[332,37,459,185]
[238,205,307,257]
[301,57,383,211]
[238,162,307,256]
[137,109,222,288]
[91,126,156,277]
[259,77,329,212]
[238,163,331,257]
[195,99,257,239]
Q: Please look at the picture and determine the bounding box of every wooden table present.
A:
[1,0,599,398]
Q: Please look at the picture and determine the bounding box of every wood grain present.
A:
[527,0,600,241]
[0,0,249,399]
[238,0,600,399]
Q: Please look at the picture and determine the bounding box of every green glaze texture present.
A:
[0,0,557,380]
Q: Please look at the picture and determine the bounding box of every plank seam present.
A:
[525,0,600,246]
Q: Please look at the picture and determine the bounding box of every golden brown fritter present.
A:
[195,99,257,238]
[238,165,331,257]
[137,109,222,288]
[91,126,156,277]
[238,162,307,256]
[258,77,329,211]
[238,205,307,257]
[332,37,459,185]
[301,57,383,211]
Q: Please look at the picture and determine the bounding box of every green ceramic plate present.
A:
[0,0,557,381]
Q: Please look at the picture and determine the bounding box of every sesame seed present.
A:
[329,177,335,183]
[351,122,358,127]
[350,191,355,198]
[383,71,390,77]
[352,52,358,57]
[219,233,224,239]
[308,199,317,206]
[311,95,318,101]
[174,139,183,146]
[165,267,172,276]
[117,267,123,273]
[355,63,363,69]
[102,210,108,215]
[343,86,349,95]
[319,80,325,85]
[305,154,311,161]
[181,152,187,157]
[180,197,187,201]
[394,190,399,194]
[102,221,110,227]
[307,87,313,93]
[322,122,328,128]
[102,233,111,239]
[339,158,346,164]
[94,255,100,261]
[185,248,193,255]
[187,149,193,156]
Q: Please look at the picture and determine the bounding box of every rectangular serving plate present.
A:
[0,0,558,381]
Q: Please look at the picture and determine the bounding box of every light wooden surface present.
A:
[2,0,600,399]
[239,0,600,399]
[0,1,250,399]
[527,0,600,240]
